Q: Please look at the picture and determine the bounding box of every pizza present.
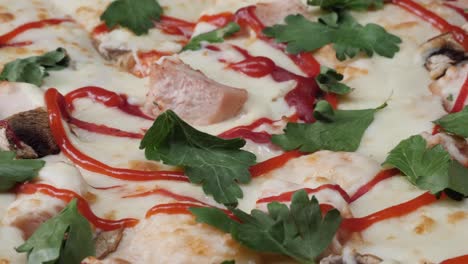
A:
[0,0,467,263]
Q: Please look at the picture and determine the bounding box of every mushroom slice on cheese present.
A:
[429,63,468,111]
[0,108,59,159]
[145,58,248,125]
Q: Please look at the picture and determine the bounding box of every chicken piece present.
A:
[420,33,467,80]
[255,0,313,27]
[0,108,59,158]
[2,162,88,239]
[429,63,468,111]
[145,58,248,125]
[100,214,260,264]
[422,132,468,166]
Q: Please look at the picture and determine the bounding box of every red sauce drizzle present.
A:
[218,45,321,123]
[233,6,321,77]
[450,76,468,113]
[145,202,236,220]
[341,192,443,232]
[156,16,195,39]
[0,41,33,48]
[45,88,188,182]
[441,255,468,264]
[391,0,468,50]
[17,183,139,231]
[199,13,235,27]
[249,150,303,177]
[0,18,72,45]
[349,169,400,202]
[443,3,468,21]
[218,118,275,144]
[123,188,210,206]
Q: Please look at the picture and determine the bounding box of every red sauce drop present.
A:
[92,23,111,36]
[0,18,73,45]
[441,255,468,264]
[45,88,188,182]
[17,183,139,231]
[156,16,195,39]
[229,56,276,78]
[392,0,468,50]
[341,192,443,232]
[249,150,303,177]
[199,12,235,27]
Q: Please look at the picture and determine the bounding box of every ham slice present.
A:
[145,58,247,125]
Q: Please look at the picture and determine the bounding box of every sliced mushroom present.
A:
[420,33,467,79]
[95,228,124,259]
[320,253,382,264]
[0,108,59,158]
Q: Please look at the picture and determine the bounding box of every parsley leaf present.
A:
[272,101,385,153]
[316,66,352,95]
[100,0,163,36]
[190,190,342,264]
[140,110,256,206]
[263,13,401,61]
[383,135,468,196]
[434,106,468,138]
[307,0,384,11]
[16,199,95,264]
[0,151,45,192]
[0,48,69,86]
[183,22,241,51]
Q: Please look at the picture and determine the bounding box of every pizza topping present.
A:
[316,67,352,95]
[190,190,342,264]
[320,253,382,264]
[1,108,60,158]
[307,0,384,11]
[100,0,163,36]
[383,135,468,198]
[45,88,188,182]
[183,22,240,51]
[94,229,124,259]
[140,110,257,206]
[0,151,44,192]
[263,12,401,60]
[420,33,467,80]
[0,18,72,46]
[144,58,247,125]
[272,101,386,153]
[16,199,95,264]
[434,106,468,138]
[0,48,70,86]
[17,183,140,231]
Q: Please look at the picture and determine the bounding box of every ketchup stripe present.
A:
[45,88,188,182]
[17,183,139,231]
[0,18,73,45]
[441,255,468,264]
[391,0,468,50]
